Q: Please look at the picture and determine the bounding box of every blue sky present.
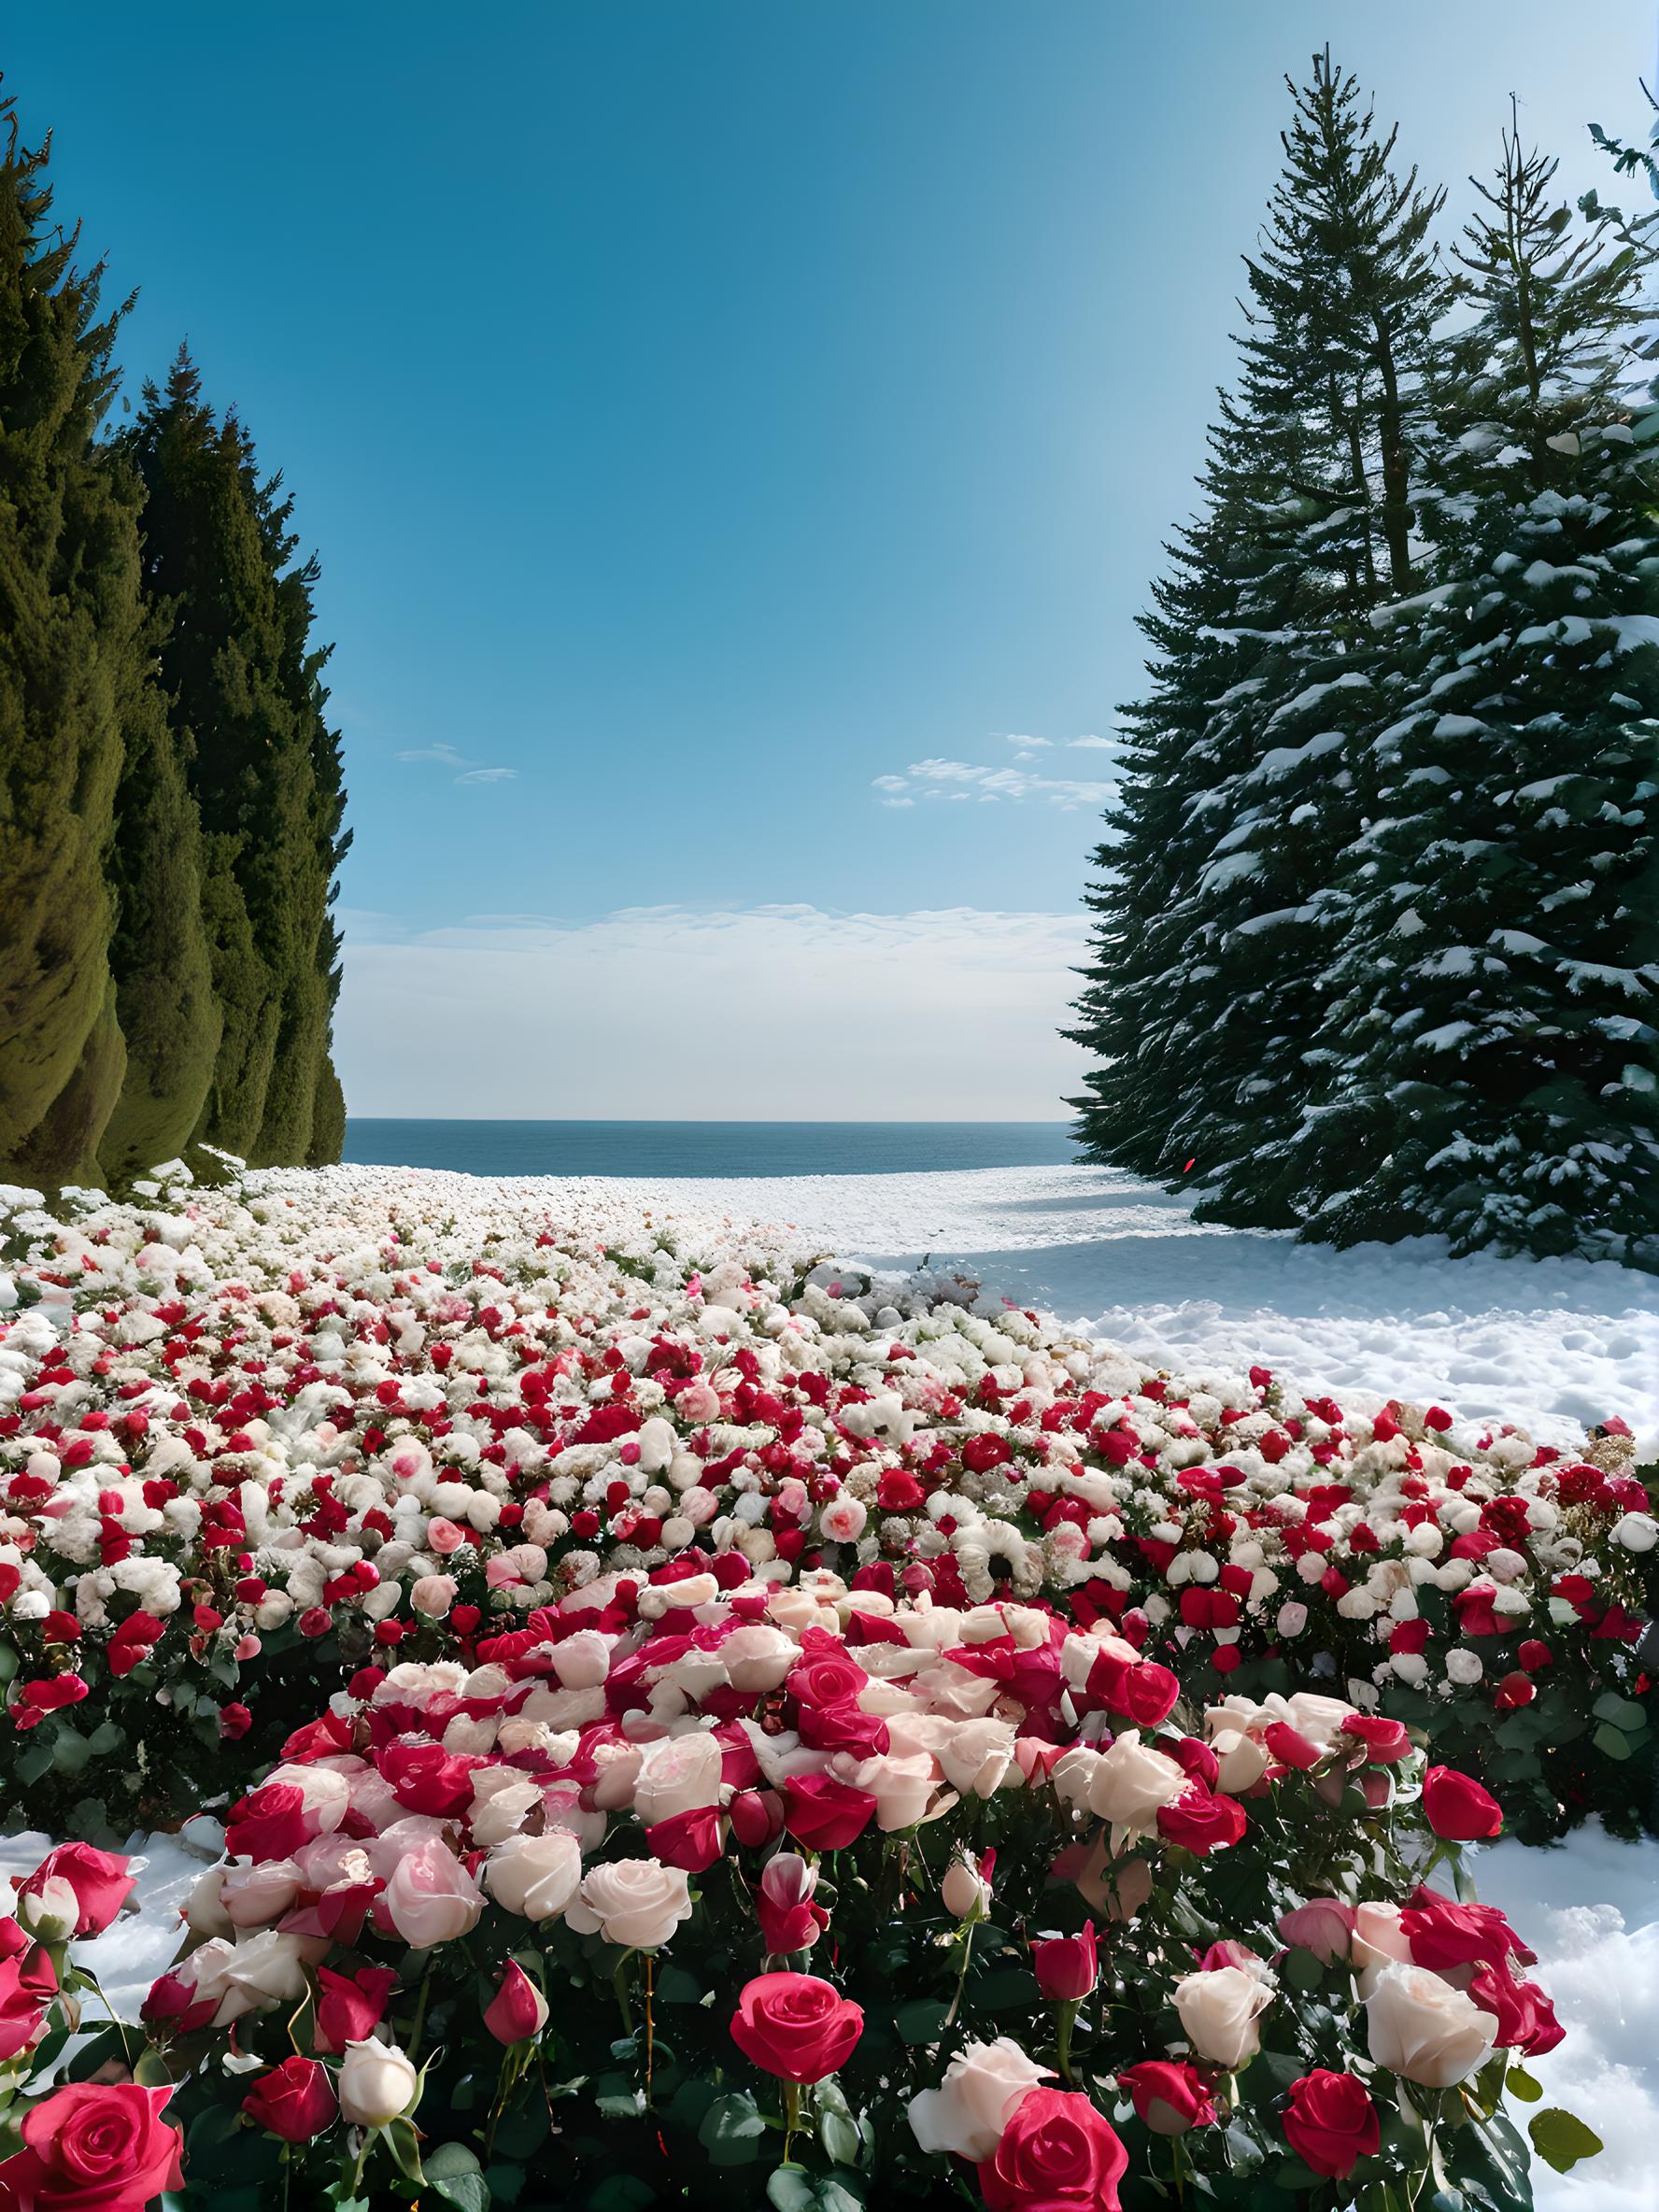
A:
[7,2,1654,1113]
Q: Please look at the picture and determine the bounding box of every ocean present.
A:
[342,1120,1081,1180]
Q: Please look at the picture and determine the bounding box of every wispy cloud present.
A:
[396,741,518,786]
[872,732,1119,812]
[337,903,1089,1117]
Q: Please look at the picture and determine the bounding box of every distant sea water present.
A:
[342,1120,1082,1180]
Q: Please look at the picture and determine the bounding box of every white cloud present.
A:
[1070,734,1115,750]
[894,757,1113,810]
[995,732,1051,748]
[337,903,1090,1117]
[397,741,517,787]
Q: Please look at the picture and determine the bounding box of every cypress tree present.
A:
[0,94,142,1185]
[96,662,220,1185]
[1071,55,1451,1219]
[1301,126,1659,1263]
[122,353,346,1166]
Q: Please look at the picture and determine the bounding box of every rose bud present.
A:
[1282,2070,1380,2179]
[1422,1765,1503,1842]
[484,1960,549,2046]
[243,2055,338,2143]
[1117,2060,1215,2136]
[1032,1922,1098,2002]
[337,2039,419,2129]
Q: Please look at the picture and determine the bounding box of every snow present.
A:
[538,1159,1659,1447]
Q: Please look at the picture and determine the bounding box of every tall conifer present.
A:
[0,93,143,1185]
[122,354,346,1166]
[1301,129,1659,1262]
[1071,56,1451,1217]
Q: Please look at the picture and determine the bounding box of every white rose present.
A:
[209,1930,315,2024]
[1351,1901,1414,1994]
[1445,1650,1483,1685]
[383,1839,484,1949]
[1365,1963,1497,2087]
[632,1730,724,1825]
[1171,1964,1273,2069]
[338,2038,419,2127]
[551,1629,613,1690]
[718,1624,798,1692]
[852,1751,948,1832]
[1087,1731,1187,1833]
[942,1853,992,1921]
[485,1831,584,1921]
[566,1858,692,1949]
[907,2036,1055,2162]
[1612,1512,1658,1554]
[220,1856,305,1929]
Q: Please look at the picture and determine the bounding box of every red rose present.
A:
[1156,1786,1247,1856]
[1468,1957,1565,2057]
[1398,1887,1534,1974]
[242,2055,337,2143]
[645,1806,724,1872]
[0,2082,183,2212]
[1263,1722,1323,1771]
[0,1946,53,2064]
[1282,2070,1379,2179]
[1032,1921,1097,2001]
[218,1702,253,1740]
[1516,1639,1552,1673]
[1339,1714,1411,1764]
[729,1972,863,2083]
[314,1964,399,2055]
[19,1846,134,1938]
[1117,2060,1215,2136]
[483,1960,549,2047]
[781,1773,877,1851]
[1422,1765,1503,1842]
[223,1781,312,1862]
[977,2087,1127,2212]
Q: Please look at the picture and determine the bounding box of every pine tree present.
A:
[122,353,346,1167]
[1071,55,1451,1218]
[1300,125,1659,1263]
[0,93,144,1186]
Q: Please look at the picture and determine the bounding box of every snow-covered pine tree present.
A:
[1071,54,1451,1221]
[1303,121,1659,1264]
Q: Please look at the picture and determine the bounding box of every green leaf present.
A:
[1591,1722,1632,1763]
[382,2114,425,2184]
[433,2177,490,2212]
[767,2175,815,2212]
[427,2143,486,2183]
[1592,1691,1648,1730]
[1505,2063,1542,2104]
[655,1965,703,2005]
[49,1728,91,1776]
[894,1999,951,2045]
[85,1719,126,1755]
[700,2091,767,2166]
[1282,1947,1324,1992]
[820,2111,861,2166]
[1529,2106,1605,2175]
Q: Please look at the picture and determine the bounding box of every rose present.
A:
[1468,1956,1565,2057]
[631,1731,724,1825]
[0,1946,53,2064]
[242,2056,338,2143]
[315,1965,399,2055]
[382,1838,483,1949]
[220,1856,305,1929]
[565,1859,692,1950]
[1282,2071,1380,2179]
[484,1960,550,2045]
[1170,1965,1272,2069]
[0,2083,183,2212]
[942,1852,992,1921]
[1398,1890,1530,1974]
[18,1846,133,1938]
[338,2039,419,2128]
[1086,1732,1187,1833]
[781,1773,878,1850]
[1156,1787,1247,1856]
[1340,1714,1411,1763]
[976,2087,1128,2212]
[758,1854,829,1954]
[730,1972,864,2083]
[1422,1766,1503,1842]
[1117,2061,1215,2136]
[1277,1897,1354,1965]
[1032,1922,1097,2002]
[485,1831,583,1921]
[1364,1964,1498,2087]
[851,1751,943,1831]
[13,1879,80,1946]
[908,2038,1055,2162]
[409,1574,457,1619]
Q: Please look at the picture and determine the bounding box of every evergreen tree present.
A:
[1071,55,1451,1218]
[1300,126,1659,1263]
[122,352,346,1167]
[0,93,145,1186]
[97,664,220,1185]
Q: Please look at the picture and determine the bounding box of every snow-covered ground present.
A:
[574,1161,1657,1444]
[4,1817,1652,2212]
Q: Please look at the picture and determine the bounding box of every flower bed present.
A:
[78,1586,1599,2210]
[1,1162,1653,1843]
